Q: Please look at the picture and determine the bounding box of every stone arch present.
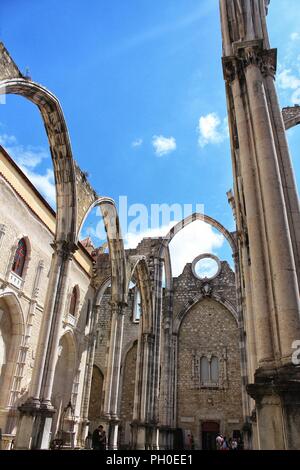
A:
[282,106,300,130]
[0,292,25,412]
[95,277,111,307]
[158,213,237,290]
[51,330,77,439]
[0,78,77,243]
[174,294,238,336]
[78,198,126,305]
[128,257,153,334]
[88,364,104,431]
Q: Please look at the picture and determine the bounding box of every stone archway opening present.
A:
[51,333,76,443]
[88,365,104,433]
[0,293,24,432]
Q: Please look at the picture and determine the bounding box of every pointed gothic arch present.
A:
[127,257,153,334]
[0,292,25,412]
[0,77,77,244]
[78,198,127,305]
[158,213,237,291]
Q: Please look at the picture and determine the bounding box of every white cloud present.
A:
[132,138,143,148]
[0,132,55,206]
[169,220,224,276]
[277,69,300,90]
[152,135,176,157]
[198,113,228,148]
[290,32,300,41]
[21,167,56,205]
[277,68,300,105]
[124,219,224,277]
[291,89,300,104]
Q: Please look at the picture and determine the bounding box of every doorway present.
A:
[201,421,220,450]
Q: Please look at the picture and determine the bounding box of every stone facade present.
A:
[170,260,243,449]
[1,0,300,449]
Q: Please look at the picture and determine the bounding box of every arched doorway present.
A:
[88,365,104,432]
[201,421,220,450]
[0,293,24,432]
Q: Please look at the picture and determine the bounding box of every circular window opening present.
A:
[192,254,220,280]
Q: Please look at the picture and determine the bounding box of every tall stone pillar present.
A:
[78,305,100,447]
[14,240,77,449]
[158,294,174,450]
[151,257,164,449]
[103,302,125,449]
[132,331,155,450]
[220,0,300,449]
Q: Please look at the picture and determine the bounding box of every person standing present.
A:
[216,433,224,450]
[231,438,238,450]
[92,425,104,450]
[99,430,107,450]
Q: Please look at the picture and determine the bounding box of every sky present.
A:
[0,0,300,277]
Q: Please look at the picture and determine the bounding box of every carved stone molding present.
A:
[223,45,277,83]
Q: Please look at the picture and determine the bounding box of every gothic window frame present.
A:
[69,285,79,318]
[132,287,142,323]
[192,352,223,389]
[11,237,27,278]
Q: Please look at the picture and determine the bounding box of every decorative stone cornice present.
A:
[223,43,277,83]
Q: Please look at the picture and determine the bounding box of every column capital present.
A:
[223,45,277,83]
[109,300,127,314]
[247,363,300,402]
[51,239,78,259]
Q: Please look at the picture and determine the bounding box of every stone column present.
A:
[150,257,164,449]
[78,305,100,447]
[158,303,173,450]
[103,302,125,449]
[132,331,155,450]
[220,0,300,449]
[14,240,77,449]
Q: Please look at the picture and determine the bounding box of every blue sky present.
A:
[0,0,299,276]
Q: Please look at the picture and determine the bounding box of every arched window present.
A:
[69,287,77,317]
[200,356,209,383]
[199,355,219,387]
[211,356,219,383]
[12,238,27,277]
[133,288,142,322]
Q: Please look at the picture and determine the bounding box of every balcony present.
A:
[8,271,23,289]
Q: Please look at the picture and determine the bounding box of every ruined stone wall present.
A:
[172,260,243,449]
[0,173,94,434]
